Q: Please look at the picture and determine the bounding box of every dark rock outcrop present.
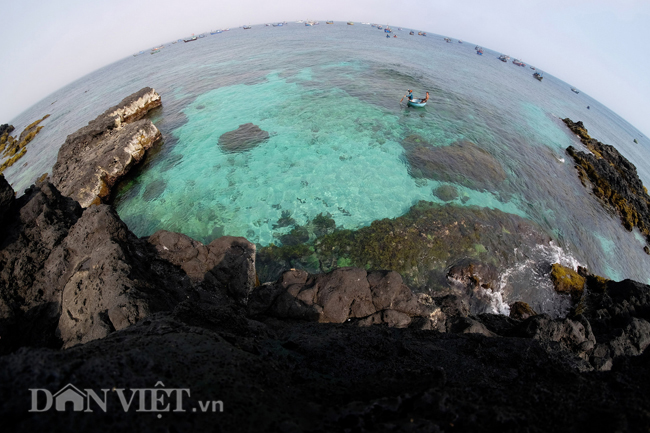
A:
[218,123,269,153]
[402,136,506,191]
[148,230,256,304]
[563,118,650,249]
[51,88,162,207]
[509,300,537,320]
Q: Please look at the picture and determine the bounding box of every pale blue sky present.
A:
[1,0,649,136]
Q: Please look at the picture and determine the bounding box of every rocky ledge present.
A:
[563,118,650,253]
[1,174,650,431]
[51,88,162,208]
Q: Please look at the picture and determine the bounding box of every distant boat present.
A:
[272,23,283,26]
[571,87,580,94]
[444,37,451,43]
[183,36,197,42]
[243,25,252,29]
[533,72,543,81]
[513,59,526,67]
[409,31,414,35]
[498,54,510,62]
[378,26,383,30]
[385,27,391,33]
[477,47,484,55]
[305,21,314,26]
[210,30,223,35]
[347,21,354,25]
[634,138,639,143]
[326,21,333,24]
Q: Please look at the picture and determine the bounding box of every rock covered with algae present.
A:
[563,118,650,251]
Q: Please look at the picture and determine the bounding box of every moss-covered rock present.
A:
[257,201,549,289]
[550,263,585,302]
[563,119,650,251]
[509,301,537,320]
[0,115,49,174]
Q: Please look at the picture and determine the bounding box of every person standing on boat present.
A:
[422,92,430,103]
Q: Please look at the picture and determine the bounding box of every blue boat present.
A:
[408,99,427,108]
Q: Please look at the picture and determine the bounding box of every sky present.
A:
[1,0,649,137]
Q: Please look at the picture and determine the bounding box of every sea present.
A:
[4,22,650,316]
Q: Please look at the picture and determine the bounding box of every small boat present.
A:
[408,99,427,108]
[513,59,525,67]
[571,87,580,94]
[305,21,314,26]
[477,48,484,55]
[243,25,252,29]
[533,72,543,81]
[498,54,510,62]
[210,30,223,35]
[198,34,205,38]
[272,23,283,26]
[265,24,270,26]
[634,138,639,144]
[409,31,414,35]
[530,66,535,70]
[398,27,402,31]
[378,26,383,30]
[183,36,198,42]
[458,39,463,43]
[385,27,391,33]
[421,32,427,36]
[347,21,354,25]
[444,37,451,43]
[326,21,333,24]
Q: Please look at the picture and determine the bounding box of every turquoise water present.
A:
[5,22,650,304]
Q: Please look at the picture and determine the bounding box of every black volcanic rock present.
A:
[0,174,14,227]
[218,123,269,153]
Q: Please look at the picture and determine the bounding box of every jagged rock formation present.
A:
[51,88,162,207]
[0,115,49,174]
[564,118,650,250]
[148,230,256,304]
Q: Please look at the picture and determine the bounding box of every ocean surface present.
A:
[5,22,650,315]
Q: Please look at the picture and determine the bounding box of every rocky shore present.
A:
[51,87,162,208]
[563,118,650,254]
[0,94,649,431]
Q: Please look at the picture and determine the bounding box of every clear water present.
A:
[5,23,650,314]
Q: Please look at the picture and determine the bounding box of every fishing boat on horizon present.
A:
[499,54,510,62]
[571,87,580,94]
[183,36,198,42]
[409,31,414,35]
[476,47,484,55]
[326,21,333,24]
[347,21,354,25]
[533,72,543,81]
[444,37,452,43]
[513,59,526,67]
[243,25,252,29]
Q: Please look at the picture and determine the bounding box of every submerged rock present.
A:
[402,136,506,191]
[433,184,458,201]
[218,123,269,153]
[51,87,162,207]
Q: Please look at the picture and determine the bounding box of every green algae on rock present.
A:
[257,201,549,290]
[550,263,585,302]
[0,115,49,174]
[563,119,650,249]
[402,135,506,191]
